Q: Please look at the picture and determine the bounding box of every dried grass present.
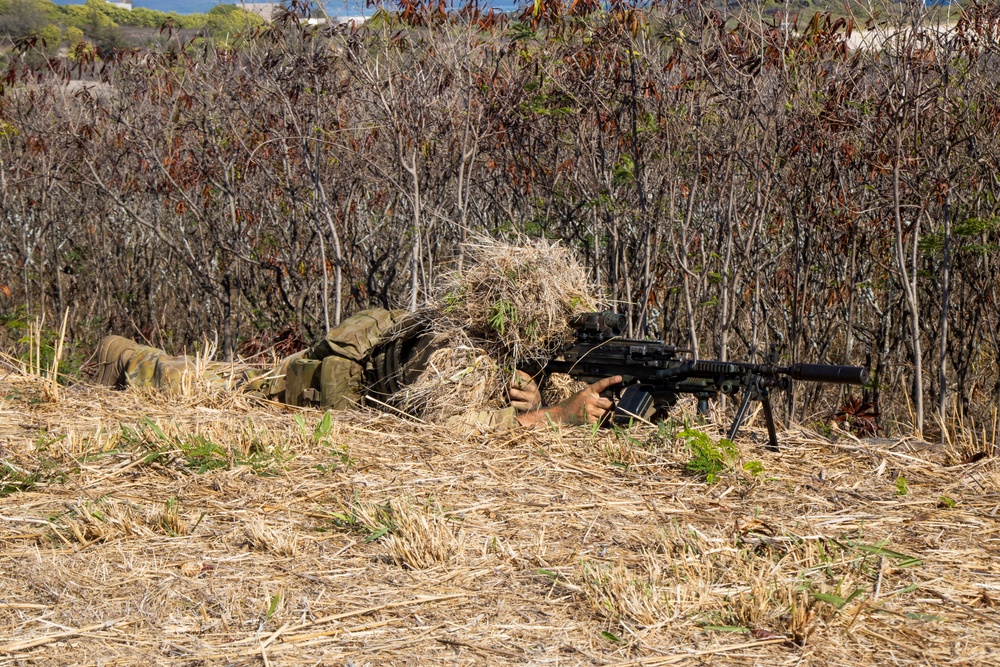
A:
[1,368,999,665]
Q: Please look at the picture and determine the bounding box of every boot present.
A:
[96,335,141,388]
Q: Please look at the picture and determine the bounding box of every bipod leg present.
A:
[728,386,754,443]
[760,388,779,452]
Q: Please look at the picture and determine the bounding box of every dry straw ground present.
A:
[1,369,999,666]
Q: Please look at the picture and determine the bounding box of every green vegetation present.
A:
[0,0,264,51]
[894,475,909,496]
[297,411,353,471]
[117,415,292,477]
[1,306,86,384]
[681,429,737,483]
[0,460,41,496]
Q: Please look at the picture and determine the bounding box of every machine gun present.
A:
[521,311,868,450]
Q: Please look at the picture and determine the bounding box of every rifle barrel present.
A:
[786,363,868,385]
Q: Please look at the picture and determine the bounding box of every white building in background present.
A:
[105,0,132,8]
[241,2,331,25]
[241,3,281,22]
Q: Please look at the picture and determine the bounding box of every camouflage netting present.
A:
[396,239,599,421]
[392,335,507,423]
[435,238,600,363]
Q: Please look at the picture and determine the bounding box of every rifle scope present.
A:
[570,311,627,337]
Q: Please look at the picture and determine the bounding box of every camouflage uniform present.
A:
[96,308,518,432]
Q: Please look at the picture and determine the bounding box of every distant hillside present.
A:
[52,0,214,11]
[130,1,373,13]
[51,1,412,16]
[53,1,517,16]
[53,0,218,11]
[132,0,217,12]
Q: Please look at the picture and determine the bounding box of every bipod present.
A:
[727,375,782,452]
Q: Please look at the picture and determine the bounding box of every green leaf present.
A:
[701,625,749,633]
[366,526,390,542]
[600,631,625,644]
[141,416,168,442]
[888,583,920,597]
[812,592,846,607]
[904,612,946,622]
[141,447,169,464]
[265,593,280,621]
[844,587,865,604]
[853,543,923,568]
[895,475,909,496]
[314,410,333,444]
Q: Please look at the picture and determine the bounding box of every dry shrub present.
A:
[577,555,673,627]
[436,238,599,363]
[242,516,298,557]
[347,496,463,570]
[147,497,189,537]
[382,497,463,570]
[48,497,187,546]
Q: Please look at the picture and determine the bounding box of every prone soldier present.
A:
[95,308,621,430]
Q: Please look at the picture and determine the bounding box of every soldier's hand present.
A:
[509,370,542,412]
[553,375,623,426]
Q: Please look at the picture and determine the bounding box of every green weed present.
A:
[179,435,228,473]
[1,306,86,382]
[325,493,395,542]
[119,416,291,476]
[894,475,909,496]
[297,411,352,472]
[700,624,750,634]
[600,630,625,644]
[0,461,41,497]
[680,429,736,483]
[488,300,517,336]
[265,593,281,622]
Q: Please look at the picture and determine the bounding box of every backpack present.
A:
[278,308,435,411]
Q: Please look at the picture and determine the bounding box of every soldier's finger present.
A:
[587,404,610,423]
[510,387,529,400]
[590,375,623,393]
[595,397,613,410]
